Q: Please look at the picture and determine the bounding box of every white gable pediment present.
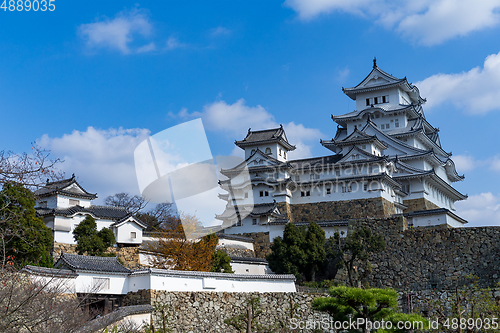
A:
[62,183,86,194]
[247,150,279,167]
[338,147,378,163]
[363,76,391,88]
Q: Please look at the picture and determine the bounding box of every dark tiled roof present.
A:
[36,205,130,221]
[20,265,78,278]
[216,233,254,242]
[235,126,296,151]
[404,208,468,224]
[56,253,131,273]
[216,202,285,219]
[35,174,97,199]
[131,267,295,280]
[231,256,268,264]
[294,220,349,227]
[288,155,344,170]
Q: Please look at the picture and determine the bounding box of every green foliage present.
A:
[304,221,326,281]
[211,249,234,273]
[0,182,53,268]
[313,286,428,332]
[302,279,341,289]
[330,226,385,287]
[73,215,116,256]
[267,222,326,281]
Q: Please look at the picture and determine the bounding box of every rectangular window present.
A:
[380,124,385,129]
[310,174,315,180]
[366,98,370,106]
[326,188,331,195]
[260,191,264,197]
[374,97,378,104]
[244,192,248,198]
[252,218,258,225]
[382,95,387,103]
[301,191,305,197]
[295,175,300,181]
[335,169,340,177]
[306,191,310,196]
[265,191,269,197]
[130,232,136,239]
[364,183,368,191]
[93,277,110,290]
[69,199,80,206]
[385,123,390,129]
[342,186,346,193]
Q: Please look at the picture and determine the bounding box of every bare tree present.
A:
[0,269,92,333]
[0,144,63,269]
[104,193,148,214]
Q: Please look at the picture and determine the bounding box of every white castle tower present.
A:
[217,60,467,240]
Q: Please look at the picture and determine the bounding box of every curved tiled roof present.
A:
[230,256,268,264]
[235,125,296,151]
[131,267,295,280]
[36,205,130,220]
[35,174,97,199]
[21,265,78,278]
[56,253,131,274]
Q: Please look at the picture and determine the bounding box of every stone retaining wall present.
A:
[346,217,500,291]
[277,197,395,223]
[52,242,142,269]
[403,198,440,214]
[124,290,330,333]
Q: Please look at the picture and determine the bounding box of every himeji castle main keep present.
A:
[218,59,467,240]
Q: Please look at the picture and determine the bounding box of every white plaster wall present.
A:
[29,275,76,294]
[115,221,143,244]
[50,214,116,244]
[407,213,464,228]
[231,262,268,275]
[75,272,129,294]
[140,273,296,293]
[57,195,92,208]
[218,238,254,251]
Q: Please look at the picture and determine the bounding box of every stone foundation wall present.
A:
[278,197,395,223]
[52,242,142,269]
[403,198,440,214]
[219,247,255,258]
[124,290,330,333]
[238,232,272,259]
[345,217,500,291]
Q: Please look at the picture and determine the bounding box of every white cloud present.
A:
[178,99,324,159]
[78,8,154,54]
[489,156,500,172]
[453,155,477,172]
[417,51,500,114]
[165,36,186,50]
[455,192,500,227]
[284,0,500,45]
[37,127,150,203]
[210,26,231,37]
[136,42,156,53]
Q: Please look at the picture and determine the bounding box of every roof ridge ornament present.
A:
[373,57,377,68]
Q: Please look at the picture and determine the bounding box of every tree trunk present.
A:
[247,305,252,333]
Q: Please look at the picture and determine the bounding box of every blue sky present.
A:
[1,0,500,226]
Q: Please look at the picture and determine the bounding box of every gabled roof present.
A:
[321,127,388,153]
[336,146,385,164]
[56,253,131,274]
[216,202,285,220]
[36,205,131,221]
[35,174,97,200]
[111,214,149,229]
[331,104,421,125]
[220,148,283,177]
[404,208,468,224]
[342,60,425,105]
[235,125,296,151]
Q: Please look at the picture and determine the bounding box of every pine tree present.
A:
[304,221,326,281]
[73,215,116,256]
